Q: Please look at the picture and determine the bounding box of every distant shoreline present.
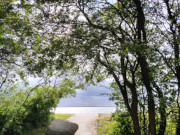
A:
[51,106,116,114]
[57,106,116,107]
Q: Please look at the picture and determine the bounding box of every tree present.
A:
[0,0,42,88]
[1,0,179,134]
[0,79,76,134]
[27,0,179,134]
[0,1,78,134]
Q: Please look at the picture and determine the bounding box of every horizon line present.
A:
[56,106,116,107]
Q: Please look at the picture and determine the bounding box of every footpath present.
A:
[67,114,98,135]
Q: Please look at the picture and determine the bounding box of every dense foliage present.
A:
[112,112,134,135]
[0,0,179,135]
[28,0,179,134]
[0,1,78,134]
[0,79,76,135]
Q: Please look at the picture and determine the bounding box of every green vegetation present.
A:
[30,113,72,135]
[97,112,177,135]
[0,84,75,135]
[97,113,133,135]
[51,114,73,120]
[97,113,134,135]
[97,114,116,135]
[0,0,180,134]
[30,127,47,135]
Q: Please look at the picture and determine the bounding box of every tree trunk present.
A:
[113,72,141,135]
[130,110,141,135]
[157,99,166,135]
[162,1,180,133]
[176,108,180,135]
[152,81,166,135]
[142,104,147,135]
[121,57,141,135]
[138,55,156,135]
[157,91,166,135]
[128,84,141,135]
[133,0,157,134]
[175,35,180,135]
[176,79,180,135]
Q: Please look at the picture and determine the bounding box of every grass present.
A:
[31,127,47,135]
[97,114,116,135]
[30,113,73,135]
[52,113,73,120]
[97,112,176,135]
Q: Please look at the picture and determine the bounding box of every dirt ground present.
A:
[67,114,98,135]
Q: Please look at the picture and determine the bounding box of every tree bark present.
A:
[162,1,180,134]
[130,110,141,135]
[176,108,180,135]
[176,75,180,135]
[99,56,141,135]
[133,0,157,134]
[138,55,156,135]
[157,93,166,135]
[153,81,166,135]
[121,57,141,135]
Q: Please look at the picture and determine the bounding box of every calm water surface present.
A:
[51,107,116,114]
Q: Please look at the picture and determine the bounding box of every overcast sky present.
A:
[58,85,115,107]
[28,77,116,107]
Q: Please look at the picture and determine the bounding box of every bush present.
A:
[0,109,7,132]
[97,112,134,135]
[0,80,76,135]
[111,111,134,135]
[97,114,116,135]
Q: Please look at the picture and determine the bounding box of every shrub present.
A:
[111,111,134,135]
[97,114,116,135]
[0,79,76,135]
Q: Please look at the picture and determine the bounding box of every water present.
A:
[51,107,116,114]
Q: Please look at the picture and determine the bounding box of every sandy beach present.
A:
[67,114,98,135]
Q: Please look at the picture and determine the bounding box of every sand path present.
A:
[67,114,98,135]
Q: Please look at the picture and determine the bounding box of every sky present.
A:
[28,77,116,107]
[58,85,115,107]
[25,0,118,107]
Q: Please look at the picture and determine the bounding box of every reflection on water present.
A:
[51,107,116,114]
